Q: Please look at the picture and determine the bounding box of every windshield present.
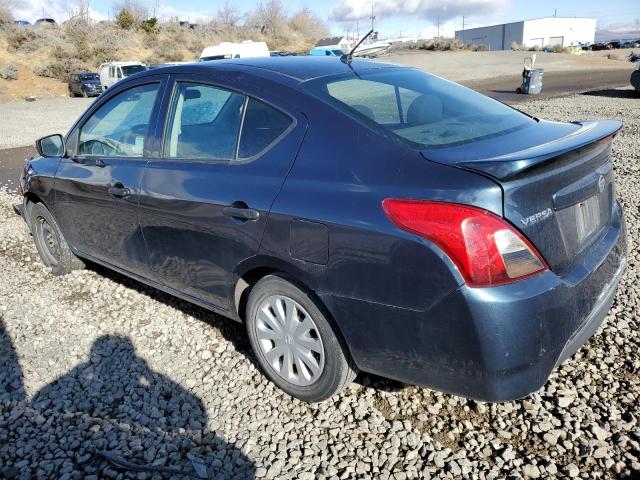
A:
[80,73,99,81]
[121,65,147,76]
[302,68,535,148]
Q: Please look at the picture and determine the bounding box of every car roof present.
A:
[138,57,401,83]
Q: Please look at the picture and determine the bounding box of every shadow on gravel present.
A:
[0,321,256,479]
[88,262,258,364]
[583,89,640,99]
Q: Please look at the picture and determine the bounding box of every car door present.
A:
[53,77,167,275]
[138,74,306,312]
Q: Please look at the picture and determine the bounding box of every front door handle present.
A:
[108,186,131,198]
[222,205,260,220]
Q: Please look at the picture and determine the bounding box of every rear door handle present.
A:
[108,186,131,198]
[222,206,260,220]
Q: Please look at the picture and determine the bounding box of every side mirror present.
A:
[35,134,66,157]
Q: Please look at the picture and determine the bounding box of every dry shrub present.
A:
[0,62,17,80]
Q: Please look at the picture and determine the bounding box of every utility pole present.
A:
[437,16,440,38]
[462,16,467,31]
[554,9,557,17]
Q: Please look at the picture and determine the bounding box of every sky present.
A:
[10,0,640,39]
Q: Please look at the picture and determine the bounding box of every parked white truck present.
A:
[199,41,270,61]
[99,62,148,89]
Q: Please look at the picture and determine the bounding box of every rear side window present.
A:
[237,98,292,160]
[78,82,159,157]
[303,68,534,148]
[164,82,245,160]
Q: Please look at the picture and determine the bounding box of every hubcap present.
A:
[255,295,325,387]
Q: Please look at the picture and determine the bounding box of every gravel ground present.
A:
[0,89,639,479]
[0,98,93,149]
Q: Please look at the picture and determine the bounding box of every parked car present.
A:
[199,41,270,61]
[309,47,345,56]
[631,62,640,92]
[590,42,611,51]
[13,20,31,26]
[16,58,627,402]
[68,71,103,97]
[34,18,56,26]
[99,62,147,89]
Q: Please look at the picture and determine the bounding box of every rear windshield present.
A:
[302,68,534,148]
[121,65,147,76]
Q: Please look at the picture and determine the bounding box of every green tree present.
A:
[116,9,135,29]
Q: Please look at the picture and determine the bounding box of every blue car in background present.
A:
[14,20,31,26]
[17,57,627,402]
[309,47,345,56]
[67,71,103,97]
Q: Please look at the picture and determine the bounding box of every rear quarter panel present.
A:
[260,96,503,312]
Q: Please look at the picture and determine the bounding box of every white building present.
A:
[455,17,596,51]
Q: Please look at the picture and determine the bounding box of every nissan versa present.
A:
[15,57,627,402]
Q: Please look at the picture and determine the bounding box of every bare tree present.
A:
[215,0,242,27]
[247,0,287,35]
[0,0,15,23]
[112,0,149,23]
[68,0,93,25]
[289,8,328,41]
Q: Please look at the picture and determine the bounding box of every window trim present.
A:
[159,78,297,165]
[73,80,163,161]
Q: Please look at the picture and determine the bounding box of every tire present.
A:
[28,202,84,275]
[246,275,358,402]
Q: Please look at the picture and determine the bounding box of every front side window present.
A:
[78,83,159,157]
[303,68,535,148]
[164,82,245,160]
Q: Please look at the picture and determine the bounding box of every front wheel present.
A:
[28,202,84,275]
[246,275,358,402]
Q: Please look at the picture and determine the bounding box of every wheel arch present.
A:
[22,192,47,229]
[232,257,356,364]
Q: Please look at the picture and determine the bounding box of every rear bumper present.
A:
[324,203,627,402]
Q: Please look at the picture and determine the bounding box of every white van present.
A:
[99,62,148,89]
[199,41,270,61]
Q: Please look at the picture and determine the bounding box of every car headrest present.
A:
[406,94,444,125]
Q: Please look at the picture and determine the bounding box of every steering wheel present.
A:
[81,138,121,156]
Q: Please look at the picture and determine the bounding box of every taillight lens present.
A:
[382,199,547,287]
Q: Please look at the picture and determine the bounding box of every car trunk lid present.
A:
[422,119,622,272]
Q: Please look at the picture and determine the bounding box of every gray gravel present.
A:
[0,98,93,149]
[0,88,639,479]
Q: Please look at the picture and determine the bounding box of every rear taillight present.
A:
[382,199,548,287]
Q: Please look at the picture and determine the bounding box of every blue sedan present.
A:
[17,57,626,402]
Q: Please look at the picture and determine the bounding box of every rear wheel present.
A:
[28,202,84,275]
[246,275,357,402]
